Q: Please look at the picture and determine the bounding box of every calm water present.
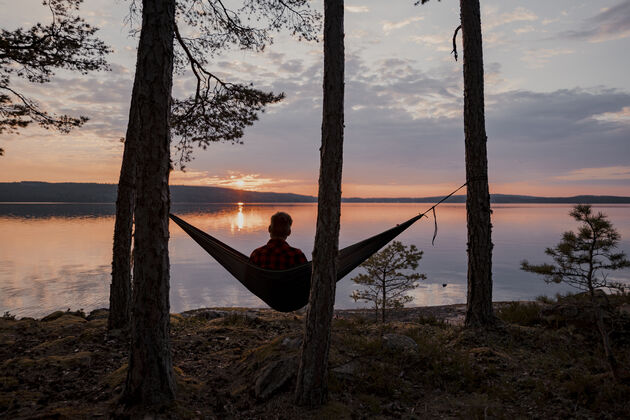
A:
[1,203,629,318]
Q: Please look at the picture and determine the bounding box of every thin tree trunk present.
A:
[460,0,494,328]
[121,0,176,407]
[295,0,344,407]
[589,289,620,381]
[108,85,140,332]
[382,282,386,323]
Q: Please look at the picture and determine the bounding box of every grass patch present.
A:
[497,302,543,326]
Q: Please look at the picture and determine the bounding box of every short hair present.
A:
[270,212,292,237]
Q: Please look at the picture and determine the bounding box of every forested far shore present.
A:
[1,181,629,204]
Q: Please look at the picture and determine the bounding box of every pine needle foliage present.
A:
[351,241,426,323]
[521,204,630,381]
[521,204,630,294]
[0,0,110,138]
[125,0,321,168]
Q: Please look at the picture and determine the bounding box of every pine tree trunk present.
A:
[382,283,386,323]
[589,289,620,381]
[108,81,140,332]
[295,0,344,407]
[121,0,176,406]
[460,0,495,328]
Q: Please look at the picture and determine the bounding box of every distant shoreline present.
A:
[1,181,629,204]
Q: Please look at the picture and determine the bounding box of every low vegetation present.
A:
[351,241,426,322]
[1,297,629,418]
[522,204,630,381]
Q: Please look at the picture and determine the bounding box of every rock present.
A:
[243,311,260,320]
[280,336,302,349]
[86,308,109,321]
[254,357,297,400]
[41,311,65,322]
[189,310,228,321]
[382,334,419,353]
[108,328,124,338]
[331,360,361,379]
[541,298,612,328]
[46,314,87,328]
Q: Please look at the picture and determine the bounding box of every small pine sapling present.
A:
[351,241,426,322]
[521,204,630,381]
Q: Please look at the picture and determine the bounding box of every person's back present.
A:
[249,212,307,270]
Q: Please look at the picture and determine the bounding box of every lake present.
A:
[1,202,629,318]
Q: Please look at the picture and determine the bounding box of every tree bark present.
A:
[460,0,494,328]
[121,0,176,407]
[108,82,140,332]
[295,0,344,407]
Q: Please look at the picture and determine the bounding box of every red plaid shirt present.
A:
[249,239,308,270]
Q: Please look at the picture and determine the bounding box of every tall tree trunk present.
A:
[108,86,140,332]
[460,0,494,328]
[121,0,176,407]
[295,0,344,407]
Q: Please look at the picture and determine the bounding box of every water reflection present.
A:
[1,203,629,318]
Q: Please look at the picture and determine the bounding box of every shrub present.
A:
[496,302,542,326]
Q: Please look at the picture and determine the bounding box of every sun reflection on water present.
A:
[235,203,245,231]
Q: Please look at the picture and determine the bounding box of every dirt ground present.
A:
[1,302,629,419]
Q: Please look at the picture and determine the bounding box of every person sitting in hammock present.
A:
[250,212,307,270]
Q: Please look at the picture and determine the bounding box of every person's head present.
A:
[269,212,293,240]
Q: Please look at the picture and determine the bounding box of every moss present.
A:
[240,336,285,372]
[44,405,93,418]
[174,366,204,392]
[0,390,43,411]
[219,312,261,327]
[0,376,19,391]
[170,313,185,325]
[2,357,36,370]
[86,318,107,329]
[104,363,128,389]
[43,352,93,368]
[45,314,87,328]
[41,310,66,322]
[0,394,13,412]
[357,393,383,415]
[316,400,353,420]
[31,335,77,353]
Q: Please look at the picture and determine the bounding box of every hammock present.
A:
[170,213,423,312]
[169,183,467,312]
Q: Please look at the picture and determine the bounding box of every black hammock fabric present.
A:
[169,213,423,312]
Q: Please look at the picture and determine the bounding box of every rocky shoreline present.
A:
[181,301,528,326]
[2,297,629,419]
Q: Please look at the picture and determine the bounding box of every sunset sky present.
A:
[1,0,629,197]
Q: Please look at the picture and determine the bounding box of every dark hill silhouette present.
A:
[0,181,629,204]
[0,181,315,203]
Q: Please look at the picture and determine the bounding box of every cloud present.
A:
[593,106,630,123]
[170,170,302,191]
[382,16,424,34]
[560,0,630,42]
[484,6,538,30]
[484,88,630,181]
[409,34,452,52]
[514,25,535,35]
[345,5,369,13]
[201,50,628,195]
[554,166,630,181]
[521,48,574,68]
